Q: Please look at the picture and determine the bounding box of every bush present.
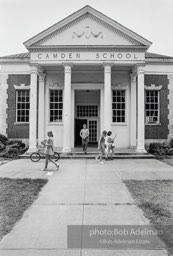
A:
[0,134,8,145]
[0,134,27,158]
[169,139,173,148]
[148,142,173,156]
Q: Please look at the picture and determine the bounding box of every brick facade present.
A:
[145,75,169,139]
[7,74,30,139]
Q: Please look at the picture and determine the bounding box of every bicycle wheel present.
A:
[30,152,41,162]
[50,152,60,162]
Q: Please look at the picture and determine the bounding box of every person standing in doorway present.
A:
[41,131,59,171]
[80,124,89,154]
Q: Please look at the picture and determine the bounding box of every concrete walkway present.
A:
[0,158,172,255]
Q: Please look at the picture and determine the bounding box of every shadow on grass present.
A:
[0,178,48,240]
[124,180,173,255]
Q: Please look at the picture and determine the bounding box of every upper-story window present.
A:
[145,90,159,124]
[16,90,30,123]
[49,90,63,122]
[112,90,126,123]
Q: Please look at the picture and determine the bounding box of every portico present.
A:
[27,59,146,153]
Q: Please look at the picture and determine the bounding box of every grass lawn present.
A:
[124,180,173,255]
[0,178,47,240]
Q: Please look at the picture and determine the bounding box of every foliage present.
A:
[148,142,173,156]
[0,134,8,146]
[0,134,28,158]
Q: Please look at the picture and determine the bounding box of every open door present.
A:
[75,119,87,146]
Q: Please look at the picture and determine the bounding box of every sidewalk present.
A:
[0,158,172,255]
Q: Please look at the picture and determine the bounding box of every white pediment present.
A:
[24,6,151,49]
[38,15,139,46]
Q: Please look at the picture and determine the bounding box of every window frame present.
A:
[49,89,63,123]
[145,89,160,125]
[112,89,127,125]
[16,89,30,124]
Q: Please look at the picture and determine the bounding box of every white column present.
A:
[100,87,104,135]
[0,73,8,136]
[137,66,145,152]
[130,74,137,147]
[62,63,72,153]
[104,64,112,132]
[38,73,45,144]
[28,66,38,152]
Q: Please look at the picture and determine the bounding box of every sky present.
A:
[0,0,173,57]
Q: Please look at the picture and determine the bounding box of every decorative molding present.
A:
[144,84,162,90]
[30,46,146,52]
[130,73,136,83]
[14,84,30,90]
[38,73,46,82]
[32,13,141,47]
[72,26,103,39]
[112,83,128,89]
[49,83,63,89]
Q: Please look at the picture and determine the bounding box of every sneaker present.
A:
[41,168,47,171]
[56,165,59,171]
[99,161,104,164]
[95,156,99,161]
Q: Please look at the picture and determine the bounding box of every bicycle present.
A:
[30,148,60,162]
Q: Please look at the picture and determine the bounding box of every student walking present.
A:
[80,124,89,154]
[41,131,59,171]
[95,130,107,164]
[105,131,117,160]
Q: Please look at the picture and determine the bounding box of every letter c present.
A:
[38,54,42,59]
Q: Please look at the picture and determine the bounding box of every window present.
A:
[112,90,126,123]
[145,90,159,124]
[16,90,30,122]
[49,90,63,122]
[77,105,98,117]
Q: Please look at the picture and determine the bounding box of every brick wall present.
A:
[145,75,169,139]
[7,75,30,139]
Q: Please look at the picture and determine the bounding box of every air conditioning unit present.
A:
[146,116,157,123]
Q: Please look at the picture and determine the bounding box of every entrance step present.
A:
[20,152,154,159]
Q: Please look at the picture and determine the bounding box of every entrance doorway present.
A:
[74,90,100,147]
[75,119,87,146]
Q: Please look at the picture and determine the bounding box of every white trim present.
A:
[14,84,30,90]
[0,73,8,135]
[144,84,162,90]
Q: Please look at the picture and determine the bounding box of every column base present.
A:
[62,148,72,154]
[136,148,147,153]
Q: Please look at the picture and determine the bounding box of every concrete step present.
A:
[20,153,155,160]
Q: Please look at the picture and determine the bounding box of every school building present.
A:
[0,5,173,153]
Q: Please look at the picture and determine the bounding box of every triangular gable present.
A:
[24,5,152,49]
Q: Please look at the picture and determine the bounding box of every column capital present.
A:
[63,62,73,72]
[30,65,38,75]
[38,73,46,83]
[130,73,137,83]
[136,64,145,75]
[103,62,114,73]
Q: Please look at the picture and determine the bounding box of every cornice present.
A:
[29,46,147,52]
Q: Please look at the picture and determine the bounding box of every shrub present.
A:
[148,142,173,156]
[169,139,173,148]
[0,134,8,145]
